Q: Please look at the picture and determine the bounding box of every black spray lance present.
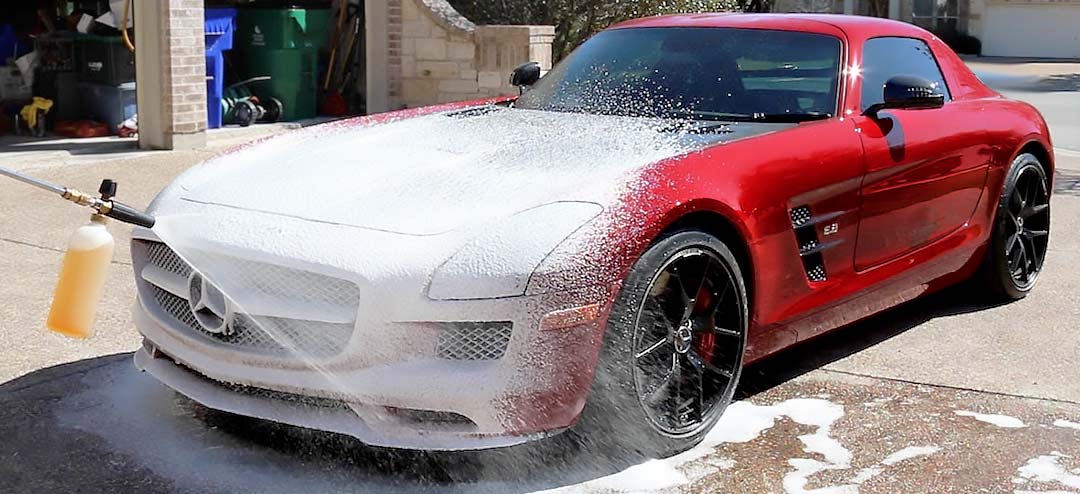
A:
[1,166,156,338]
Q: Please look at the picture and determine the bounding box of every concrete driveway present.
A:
[0,61,1078,494]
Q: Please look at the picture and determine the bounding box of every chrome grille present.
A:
[436,322,513,361]
[135,240,357,358]
[146,241,192,278]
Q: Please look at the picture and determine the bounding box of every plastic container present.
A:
[78,81,136,131]
[76,35,135,85]
[34,33,77,72]
[206,8,238,129]
[0,66,30,102]
[236,7,330,50]
[47,216,115,339]
[232,7,329,121]
[206,8,238,54]
[1,24,27,64]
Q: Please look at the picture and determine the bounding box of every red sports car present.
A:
[132,14,1053,455]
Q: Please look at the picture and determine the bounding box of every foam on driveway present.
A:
[1,355,1078,494]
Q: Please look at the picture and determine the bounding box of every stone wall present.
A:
[394,0,554,109]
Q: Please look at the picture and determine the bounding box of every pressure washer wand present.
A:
[0,166,156,228]
[2,166,159,338]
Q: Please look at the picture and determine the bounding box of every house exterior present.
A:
[132,0,554,150]
[774,0,1080,58]
[370,0,555,112]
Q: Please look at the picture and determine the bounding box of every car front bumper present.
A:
[131,234,615,450]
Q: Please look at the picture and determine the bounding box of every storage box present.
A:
[78,81,136,130]
[76,35,135,85]
[0,66,31,102]
[35,34,77,72]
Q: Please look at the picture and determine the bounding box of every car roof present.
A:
[609,13,929,41]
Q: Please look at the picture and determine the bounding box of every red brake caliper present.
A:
[693,288,716,363]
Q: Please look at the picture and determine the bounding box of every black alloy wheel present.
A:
[982,153,1051,299]
[632,247,744,436]
[580,231,747,457]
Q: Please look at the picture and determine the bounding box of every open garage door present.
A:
[981,3,1080,58]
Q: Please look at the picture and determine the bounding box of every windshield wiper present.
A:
[658,109,831,123]
[659,110,753,122]
[747,112,832,123]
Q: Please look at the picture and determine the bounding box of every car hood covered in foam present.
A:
[156,107,783,236]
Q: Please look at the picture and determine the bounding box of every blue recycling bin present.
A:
[205,9,237,129]
[0,24,28,63]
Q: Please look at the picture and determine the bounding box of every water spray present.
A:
[1,166,156,338]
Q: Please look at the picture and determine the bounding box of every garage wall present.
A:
[980,0,1080,58]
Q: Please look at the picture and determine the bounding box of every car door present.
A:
[851,37,990,271]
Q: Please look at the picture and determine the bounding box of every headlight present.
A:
[426,201,603,300]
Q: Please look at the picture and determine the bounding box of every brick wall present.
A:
[136,0,207,149]
[387,0,403,105]
[393,0,554,109]
[163,0,207,137]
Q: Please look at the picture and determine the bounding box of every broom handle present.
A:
[0,166,66,195]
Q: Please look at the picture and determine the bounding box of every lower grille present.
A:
[136,240,357,359]
[436,322,513,361]
[150,286,353,358]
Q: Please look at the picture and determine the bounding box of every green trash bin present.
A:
[236,7,330,50]
[243,48,319,122]
[235,7,330,121]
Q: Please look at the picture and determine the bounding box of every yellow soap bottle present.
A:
[46,214,115,338]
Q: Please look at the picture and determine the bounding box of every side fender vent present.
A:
[791,206,812,227]
[790,205,828,283]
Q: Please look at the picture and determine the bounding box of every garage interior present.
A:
[1,0,371,149]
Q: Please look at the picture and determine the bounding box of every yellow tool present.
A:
[1,168,156,338]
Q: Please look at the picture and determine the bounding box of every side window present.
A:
[860,37,951,112]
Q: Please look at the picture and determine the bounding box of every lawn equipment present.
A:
[221,76,283,127]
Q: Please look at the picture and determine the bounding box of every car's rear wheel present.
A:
[582,230,747,457]
[979,153,1051,300]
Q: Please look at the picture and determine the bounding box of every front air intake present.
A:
[436,322,513,361]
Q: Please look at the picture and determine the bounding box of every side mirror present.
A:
[864,75,945,116]
[510,62,542,93]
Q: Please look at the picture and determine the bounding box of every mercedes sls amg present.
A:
[131,14,1053,455]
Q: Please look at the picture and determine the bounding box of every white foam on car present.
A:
[159,107,700,235]
[955,410,1027,428]
[147,107,712,423]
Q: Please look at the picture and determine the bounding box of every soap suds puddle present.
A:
[536,398,943,494]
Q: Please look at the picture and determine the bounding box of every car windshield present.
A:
[515,27,843,122]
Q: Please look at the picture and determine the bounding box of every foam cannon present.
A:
[1,166,156,339]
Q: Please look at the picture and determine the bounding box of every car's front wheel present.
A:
[582,230,748,457]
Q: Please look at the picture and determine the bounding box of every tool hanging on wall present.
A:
[1,166,155,338]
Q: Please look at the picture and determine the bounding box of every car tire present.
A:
[979,153,1051,301]
[579,230,748,458]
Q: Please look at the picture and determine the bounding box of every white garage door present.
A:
[981,3,1080,58]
